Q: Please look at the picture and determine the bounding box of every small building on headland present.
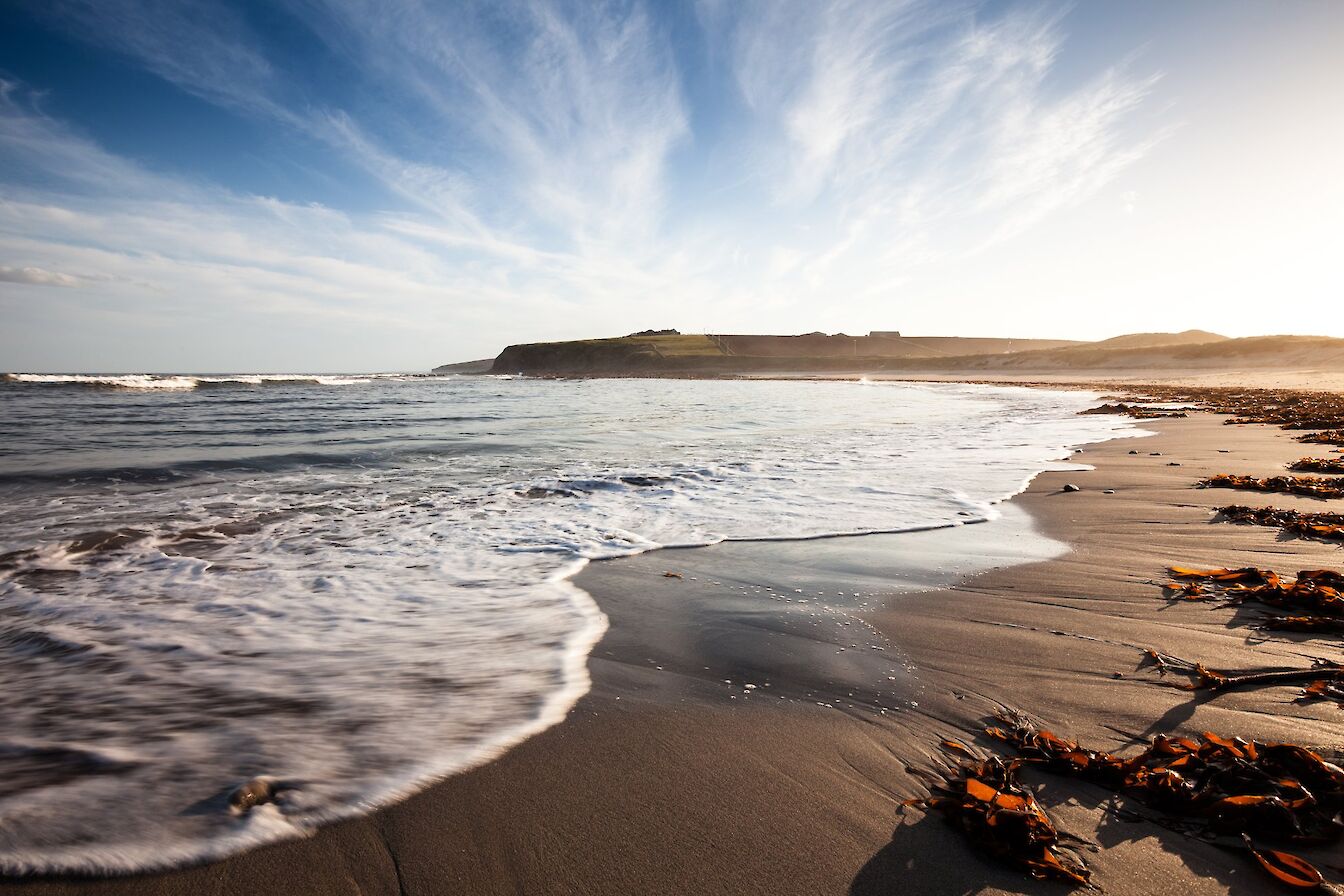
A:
[868,330,902,338]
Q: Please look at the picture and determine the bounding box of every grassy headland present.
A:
[447,330,1344,382]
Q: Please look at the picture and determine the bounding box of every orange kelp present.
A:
[1302,680,1344,706]
[902,743,1091,885]
[1299,430,1344,447]
[1198,474,1344,499]
[985,712,1341,887]
[1216,505,1344,542]
[1080,402,1189,419]
[1087,385,1344,431]
[1292,457,1344,474]
[1163,566,1344,618]
[1143,650,1344,696]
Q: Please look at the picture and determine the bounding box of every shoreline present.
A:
[6,405,1343,894]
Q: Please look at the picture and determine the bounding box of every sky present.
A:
[0,0,1341,373]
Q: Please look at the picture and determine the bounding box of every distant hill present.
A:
[891,335,1083,356]
[902,335,1344,373]
[715,334,1080,358]
[432,358,496,374]
[490,335,720,373]
[433,330,1344,377]
[1088,330,1228,351]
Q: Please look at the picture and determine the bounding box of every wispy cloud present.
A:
[295,0,690,259]
[0,0,1168,369]
[0,265,80,287]
[704,1,1163,292]
[30,0,294,121]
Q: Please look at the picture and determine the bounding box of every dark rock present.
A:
[229,777,277,815]
[619,475,672,488]
[1062,484,1081,493]
[519,486,576,499]
[1103,489,1117,494]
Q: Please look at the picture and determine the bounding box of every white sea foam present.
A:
[0,378,1143,873]
[4,373,200,390]
[1,372,414,390]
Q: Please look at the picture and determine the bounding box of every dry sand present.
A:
[6,412,1343,895]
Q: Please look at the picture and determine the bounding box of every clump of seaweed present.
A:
[1080,402,1189,419]
[1162,566,1344,632]
[1293,457,1344,474]
[1229,416,1344,431]
[902,741,1092,885]
[1216,505,1344,542]
[985,711,1341,888]
[1299,430,1344,447]
[1199,474,1344,499]
[1086,385,1344,432]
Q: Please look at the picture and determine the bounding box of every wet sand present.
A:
[759,368,1344,392]
[6,413,1342,895]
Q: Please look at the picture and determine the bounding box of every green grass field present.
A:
[565,334,725,357]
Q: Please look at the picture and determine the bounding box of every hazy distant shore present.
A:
[7,395,1341,895]
[460,330,1344,385]
[518,367,1344,392]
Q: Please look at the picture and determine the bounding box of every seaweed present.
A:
[1215,505,1344,542]
[1162,566,1344,618]
[1080,402,1189,419]
[1198,474,1344,499]
[909,713,1344,889]
[1301,680,1344,706]
[1083,385,1344,432]
[902,742,1092,885]
[984,712,1342,887]
[1293,457,1344,474]
[1299,430,1344,447]
[1142,650,1344,695]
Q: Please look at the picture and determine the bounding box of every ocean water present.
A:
[0,373,1138,873]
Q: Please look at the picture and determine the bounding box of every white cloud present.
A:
[0,265,80,287]
[1,0,1181,369]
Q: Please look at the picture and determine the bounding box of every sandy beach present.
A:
[9,0,1342,888]
[5,404,1342,896]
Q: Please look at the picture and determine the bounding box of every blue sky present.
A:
[1,0,1341,372]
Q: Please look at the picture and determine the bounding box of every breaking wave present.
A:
[1,373,428,390]
[0,376,1142,873]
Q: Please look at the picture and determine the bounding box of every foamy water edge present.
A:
[0,380,1148,876]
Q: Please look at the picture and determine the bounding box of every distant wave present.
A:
[4,373,199,390]
[2,373,433,390]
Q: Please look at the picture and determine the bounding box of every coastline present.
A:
[6,409,1343,895]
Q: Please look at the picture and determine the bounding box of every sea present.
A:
[0,372,1140,873]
